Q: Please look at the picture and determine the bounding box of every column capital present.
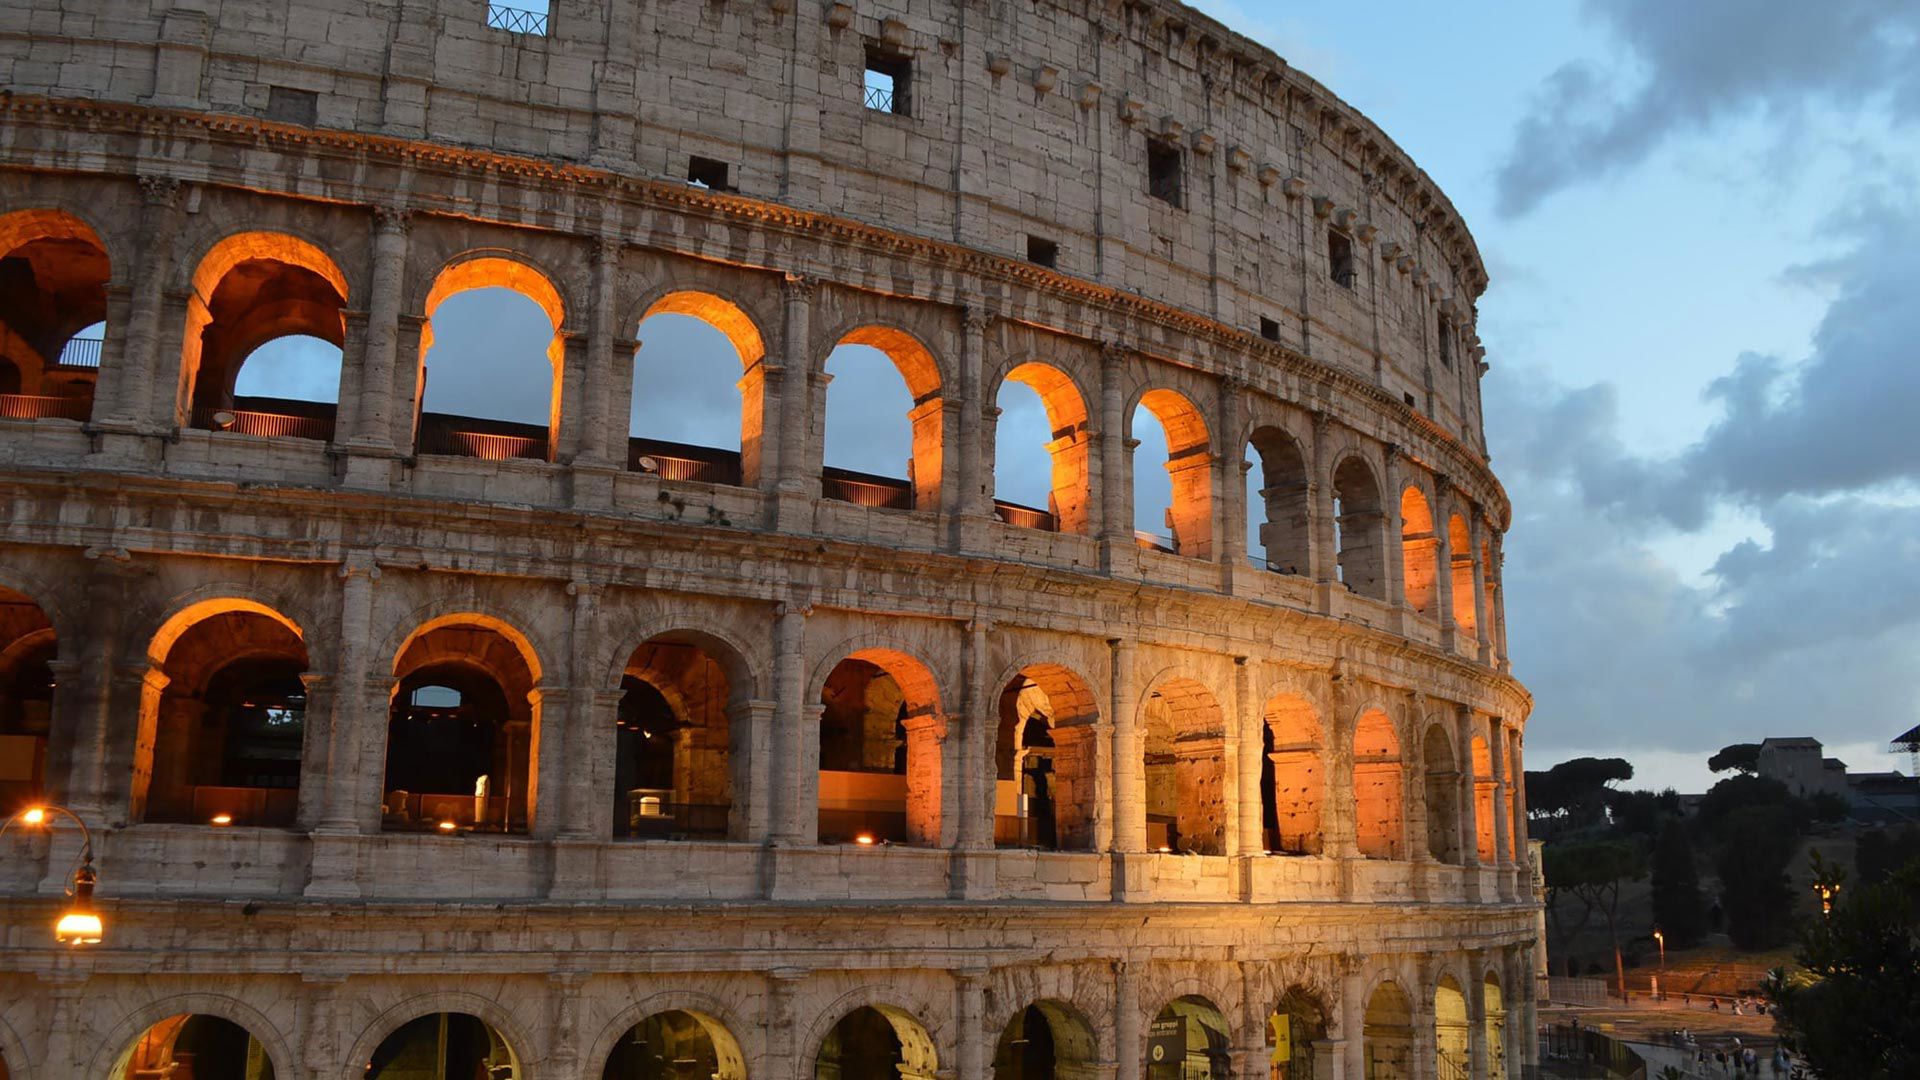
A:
[1100,340,1131,368]
[138,174,184,207]
[775,600,813,619]
[961,306,996,334]
[372,206,413,235]
[782,273,816,302]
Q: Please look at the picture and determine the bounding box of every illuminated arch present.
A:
[813,1003,940,1080]
[1352,708,1404,860]
[1422,723,1462,865]
[347,994,530,1080]
[815,642,946,846]
[639,289,768,369]
[614,629,753,841]
[1471,734,1498,862]
[1448,513,1478,637]
[1247,425,1310,574]
[822,324,946,512]
[994,660,1102,851]
[1132,388,1214,558]
[1331,455,1386,599]
[583,990,753,1080]
[992,998,1099,1080]
[0,208,112,419]
[1400,486,1437,616]
[995,361,1094,534]
[1263,692,1324,855]
[1144,996,1230,1080]
[1433,975,1470,1077]
[629,289,773,487]
[1360,981,1413,1080]
[601,1008,747,1080]
[91,993,293,1080]
[415,254,568,461]
[1139,670,1227,856]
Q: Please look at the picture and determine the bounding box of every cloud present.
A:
[1496,0,1920,216]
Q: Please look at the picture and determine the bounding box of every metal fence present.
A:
[863,84,896,112]
[485,3,547,35]
[0,393,90,421]
[627,438,744,486]
[822,469,913,510]
[193,405,336,442]
[56,336,103,369]
[993,500,1056,531]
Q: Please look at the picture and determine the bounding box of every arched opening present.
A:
[992,1000,1098,1080]
[1142,677,1226,856]
[367,1013,519,1080]
[137,603,308,828]
[1131,390,1213,558]
[818,650,941,845]
[1448,515,1477,637]
[993,663,1100,851]
[1434,977,1470,1078]
[1263,694,1323,855]
[815,1005,937,1080]
[1483,974,1507,1080]
[383,618,541,834]
[0,586,56,818]
[614,633,747,841]
[1400,488,1438,617]
[1353,709,1404,860]
[1361,983,1412,1080]
[995,363,1092,533]
[1267,987,1329,1080]
[822,327,942,512]
[182,233,347,440]
[1332,458,1386,599]
[1247,427,1310,574]
[1146,997,1229,1080]
[0,210,109,422]
[112,1014,277,1080]
[416,259,565,462]
[602,1009,747,1080]
[1423,725,1462,865]
[1471,735,1497,862]
[629,293,768,487]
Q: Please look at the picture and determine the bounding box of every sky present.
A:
[244,1,1920,794]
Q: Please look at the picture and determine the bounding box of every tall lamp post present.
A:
[1652,928,1665,1001]
[1,804,105,945]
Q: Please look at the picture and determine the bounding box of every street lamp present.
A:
[1653,928,1665,968]
[2,804,104,945]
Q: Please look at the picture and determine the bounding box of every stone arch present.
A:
[1144,995,1230,1080]
[1330,454,1386,600]
[993,360,1095,534]
[992,659,1102,851]
[1399,486,1438,617]
[89,992,295,1080]
[631,286,773,487]
[343,991,534,1080]
[597,1003,748,1080]
[1246,425,1311,574]
[1471,733,1497,862]
[814,637,947,846]
[133,595,312,827]
[0,578,60,818]
[0,207,112,418]
[1352,706,1405,860]
[810,996,940,1080]
[1130,387,1214,558]
[1423,723,1462,865]
[599,614,766,701]
[1433,974,1470,1078]
[637,288,770,369]
[1263,692,1324,855]
[583,989,754,1080]
[821,322,946,512]
[1447,514,1477,637]
[613,626,758,842]
[414,252,569,462]
[1359,980,1413,1080]
[1268,984,1332,1080]
[1481,970,1508,1080]
[1139,669,1228,856]
[992,998,1100,1080]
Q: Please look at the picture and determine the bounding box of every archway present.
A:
[1434,977,1470,1078]
[137,602,309,828]
[993,1000,1099,1080]
[630,292,767,487]
[818,649,942,845]
[1131,389,1213,558]
[1247,427,1310,574]
[995,363,1092,534]
[1471,735,1497,862]
[0,586,56,818]
[614,633,747,841]
[823,327,942,512]
[1352,709,1404,860]
[1146,997,1228,1080]
[1483,974,1507,1080]
[1142,677,1227,855]
[1267,987,1329,1080]
[182,232,347,439]
[993,663,1100,851]
[815,1005,937,1080]
[1447,515,1477,638]
[367,1012,519,1080]
[384,618,541,834]
[1399,488,1437,617]
[1361,983,1412,1080]
[1331,458,1385,600]
[602,1009,746,1080]
[416,258,565,461]
[0,209,109,421]
[111,1013,277,1080]
[1423,724,1462,865]
[1262,694,1323,855]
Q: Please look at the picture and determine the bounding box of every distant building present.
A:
[1757,737,1851,800]
[1847,772,1920,825]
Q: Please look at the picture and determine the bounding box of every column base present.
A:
[338,446,400,490]
[568,461,620,511]
[763,842,818,902]
[87,426,163,464]
[770,487,815,534]
[1110,851,1153,902]
[303,828,366,899]
[1098,539,1139,577]
[950,512,994,556]
[948,846,998,899]
[547,836,605,899]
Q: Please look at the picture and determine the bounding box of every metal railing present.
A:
[417,413,549,461]
[56,336,103,369]
[0,393,90,421]
[822,467,913,510]
[192,404,336,442]
[1135,529,1176,554]
[993,500,1056,532]
[628,437,744,486]
[485,3,548,35]
[863,84,896,113]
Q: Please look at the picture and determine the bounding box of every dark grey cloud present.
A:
[1497,0,1920,216]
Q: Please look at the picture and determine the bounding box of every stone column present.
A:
[557,581,599,839]
[731,697,776,843]
[772,275,816,531]
[952,309,994,552]
[570,238,622,468]
[1108,639,1143,854]
[1409,975,1437,1080]
[293,672,332,831]
[547,973,586,1080]
[300,975,345,1080]
[957,620,992,851]
[1341,963,1367,1080]
[1234,657,1263,865]
[900,712,946,847]
[1467,513,1492,664]
[1433,477,1457,650]
[94,176,185,434]
[765,968,810,1080]
[317,555,377,834]
[1311,411,1338,611]
[1507,728,1529,877]
[1489,531,1510,671]
[1466,955,1491,1080]
[955,967,989,1080]
[345,208,411,453]
[1382,445,1407,632]
[1216,375,1247,589]
[52,551,135,819]
[1488,717,1512,871]
[770,601,814,844]
[1455,707,1481,874]
[1098,342,1137,574]
[1114,961,1141,1080]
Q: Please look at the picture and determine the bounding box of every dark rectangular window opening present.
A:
[1027,235,1060,268]
[687,156,734,193]
[864,46,913,115]
[1328,230,1356,289]
[485,1,549,35]
[1259,317,1281,343]
[1437,316,1455,368]
[1148,140,1184,208]
[265,86,318,126]
[1404,392,1418,408]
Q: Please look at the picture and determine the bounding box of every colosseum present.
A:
[0,0,1536,1076]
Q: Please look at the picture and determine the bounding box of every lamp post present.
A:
[1652,928,1665,1001]
[2,804,104,945]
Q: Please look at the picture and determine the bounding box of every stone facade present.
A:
[0,0,1534,1078]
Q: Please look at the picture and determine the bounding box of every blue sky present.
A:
[245,2,1920,793]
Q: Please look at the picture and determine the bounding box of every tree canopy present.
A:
[1708,742,1761,774]
[1526,757,1633,832]
[1767,862,1920,1079]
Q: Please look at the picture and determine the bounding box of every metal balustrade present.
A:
[628,437,744,486]
[192,401,337,441]
[863,84,896,113]
[485,2,547,35]
[822,467,914,510]
[56,335,103,369]
[0,393,90,421]
[993,500,1056,531]
[417,412,549,461]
